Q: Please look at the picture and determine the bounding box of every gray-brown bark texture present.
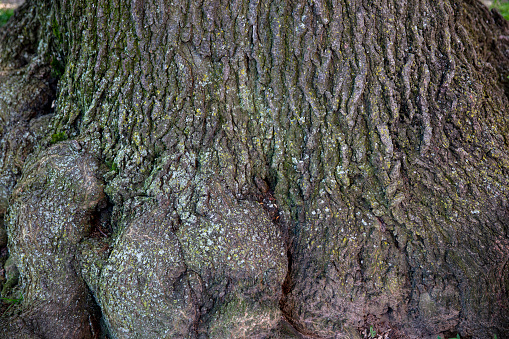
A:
[1,0,509,338]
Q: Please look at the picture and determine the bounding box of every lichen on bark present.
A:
[1,0,509,338]
[5,141,105,338]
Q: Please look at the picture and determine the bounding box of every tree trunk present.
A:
[1,0,509,338]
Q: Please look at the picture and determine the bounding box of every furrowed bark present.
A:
[1,0,509,338]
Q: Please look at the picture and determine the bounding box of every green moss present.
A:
[0,9,13,27]
[105,160,118,172]
[1,257,19,297]
[51,56,65,79]
[50,131,67,144]
[51,17,63,43]
[49,17,66,79]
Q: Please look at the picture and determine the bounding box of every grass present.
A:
[492,0,509,20]
[0,8,14,27]
[0,295,22,317]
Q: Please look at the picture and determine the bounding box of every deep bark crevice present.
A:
[253,175,311,337]
[279,243,307,337]
[85,285,106,339]
[88,198,114,239]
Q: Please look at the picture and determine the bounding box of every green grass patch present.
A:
[492,1,509,20]
[0,296,22,304]
[0,8,14,27]
[0,295,22,317]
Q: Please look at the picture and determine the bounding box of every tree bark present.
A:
[1,0,509,338]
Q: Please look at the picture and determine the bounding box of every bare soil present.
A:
[0,0,24,9]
